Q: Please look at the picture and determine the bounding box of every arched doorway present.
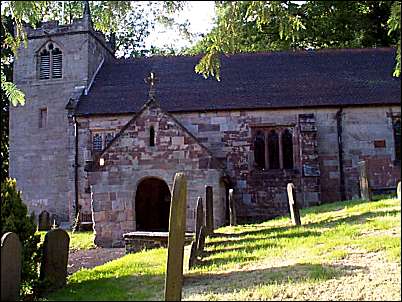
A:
[135,178,171,231]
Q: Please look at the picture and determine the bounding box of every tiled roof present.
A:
[76,48,401,115]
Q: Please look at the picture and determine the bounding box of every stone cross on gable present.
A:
[144,72,159,99]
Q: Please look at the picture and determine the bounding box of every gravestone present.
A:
[397,181,401,200]
[1,232,21,301]
[195,197,204,249]
[358,161,372,201]
[188,240,198,269]
[38,210,51,231]
[164,173,187,301]
[287,183,301,226]
[40,229,70,292]
[197,225,206,257]
[228,189,237,226]
[205,186,214,235]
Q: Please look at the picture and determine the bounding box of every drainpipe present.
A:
[73,116,80,219]
[336,108,346,201]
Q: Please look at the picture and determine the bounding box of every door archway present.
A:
[135,177,171,231]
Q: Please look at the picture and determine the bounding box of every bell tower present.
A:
[9,2,115,227]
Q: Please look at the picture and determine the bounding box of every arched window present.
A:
[268,130,280,169]
[149,126,155,146]
[282,128,294,169]
[254,131,265,169]
[38,42,62,80]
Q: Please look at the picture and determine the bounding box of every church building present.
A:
[10,8,401,247]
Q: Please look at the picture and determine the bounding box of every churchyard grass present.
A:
[37,231,95,251]
[46,197,400,301]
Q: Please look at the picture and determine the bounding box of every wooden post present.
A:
[229,189,237,226]
[164,173,187,301]
[287,183,301,226]
[205,186,214,235]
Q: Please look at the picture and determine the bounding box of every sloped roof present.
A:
[77,48,401,116]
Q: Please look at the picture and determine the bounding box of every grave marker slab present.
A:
[205,186,214,235]
[40,229,70,292]
[164,173,187,301]
[1,232,21,301]
[358,161,372,201]
[287,183,301,226]
[397,181,401,201]
[38,210,51,231]
[195,197,204,249]
[229,189,237,226]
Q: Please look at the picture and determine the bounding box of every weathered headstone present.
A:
[228,189,237,226]
[164,173,187,301]
[397,181,401,201]
[205,185,214,235]
[38,210,51,231]
[197,225,206,257]
[188,240,198,269]
[1,232,22,302]
[40,229,70,292]
[358,160,372,201]
[287,183,301,226]
[195,197,204,248]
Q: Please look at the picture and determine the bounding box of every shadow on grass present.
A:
[184,262,365,297]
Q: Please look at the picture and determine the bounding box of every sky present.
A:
[144,1,216,50]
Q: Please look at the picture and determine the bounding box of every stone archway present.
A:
[135,177,171,231]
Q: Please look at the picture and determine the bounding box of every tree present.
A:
[188,1,401,79]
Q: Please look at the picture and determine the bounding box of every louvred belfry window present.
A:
[38,42,62,80]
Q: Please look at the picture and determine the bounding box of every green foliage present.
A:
[1,178,42,298]
[189,1,401,79]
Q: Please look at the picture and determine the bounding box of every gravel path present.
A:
[67,247,126,275]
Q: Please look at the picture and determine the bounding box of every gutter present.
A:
[73,116,80,219]
[336,108,346,201]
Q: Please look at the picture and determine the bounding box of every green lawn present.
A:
[46,197,401,301]
[37,230,95,251]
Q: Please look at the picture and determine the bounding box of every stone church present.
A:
[10,9,401,247]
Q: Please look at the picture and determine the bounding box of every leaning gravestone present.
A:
[358,160,372,201]
[164,173,187,301]
[197,225,207,257]
[188,240,198,269]
[205,186,214,235]
[287,183,301,226]
[397,181,401,201]
[1,232,22,302]
[229,189,237,226]
[195,197,204,249]
[40,229,70,292]
[38,210,51,231]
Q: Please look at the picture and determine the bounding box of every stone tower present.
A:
[9,4,115,227]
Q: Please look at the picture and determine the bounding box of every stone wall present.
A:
[76,105,400,230]
[84,102,226,247]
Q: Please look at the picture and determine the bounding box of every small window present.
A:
[92,133,103,152]
[149,126,155,146]
[254,131,265,169]
[282,129,294,169]
[393,118,401,161]
[39,108,47,128]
